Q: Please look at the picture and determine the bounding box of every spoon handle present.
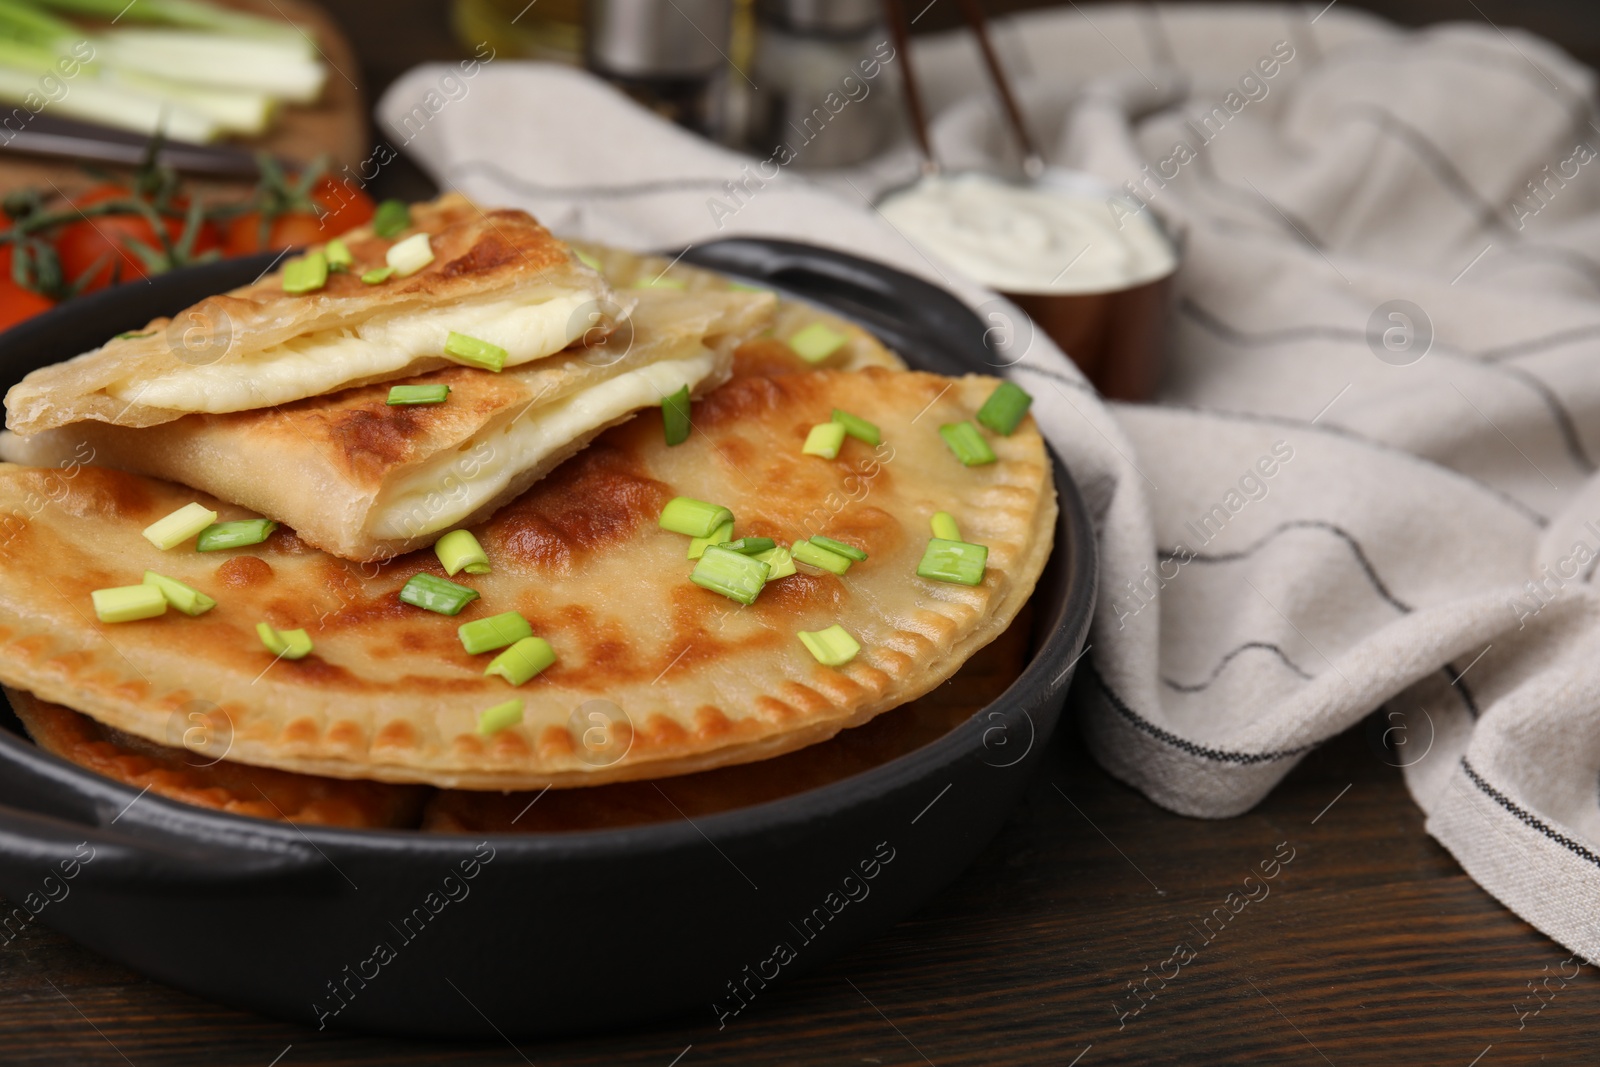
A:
[957,0,1045,178]
[882,0,940,175]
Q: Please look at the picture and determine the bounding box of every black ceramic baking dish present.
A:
[0,239,1095,1038]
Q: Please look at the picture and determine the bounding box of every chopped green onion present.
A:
[802,422,847,459]
[387,384,450,406]
[792,539,851,575]
[484,637,556,686]
[91,585,166,623]
[256,622,313,660]
[788,322,848,364]
[729,281,772,294]
[575,249,603,272]
[690,545,770,605]
[116,330,155,340]
[930,511,961,541]
[659,497,734,538]
[634,275,686,290]
[662,384,692,446]
[719,537,775,555]
[458,611,533,655]
[324,238,354,270]
[281,250,328,294]
[917,538,989,586]
[143,501,217,550]
[940,421,997,466]
[976,381,1033,435]
[810,535,866,562]
[361,266,395,285]
[435,529,491,575]
[831,408,880,446]
[476,697,525,735]
[688,520,734,560]
[142,571,215,616]
[386,232,433,277]
[399,573,480,615]
[372,199,412,239]
[196,519,278,552]
[755,544,796,581]
[444,331,508,372]
[798,624,860,667]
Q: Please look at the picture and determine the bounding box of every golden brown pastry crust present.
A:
[0,368,1054,789]
[5,686,426,828]
[5,193,615,434]
[1,289,774,561]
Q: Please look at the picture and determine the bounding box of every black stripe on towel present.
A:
[1462,757,1600,869]
[1090,661,1315,765]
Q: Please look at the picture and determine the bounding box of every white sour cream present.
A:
[877,172,1176,295]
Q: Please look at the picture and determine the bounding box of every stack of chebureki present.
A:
[0,195,1057,827]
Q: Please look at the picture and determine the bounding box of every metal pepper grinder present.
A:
[586,0,735,140]
[746,0,897,167]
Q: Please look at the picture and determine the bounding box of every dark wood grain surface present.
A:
[2,716,1596,1066]
[5,3,1599,1063]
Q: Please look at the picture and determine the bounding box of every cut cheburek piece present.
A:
[1,288,775,561]
[0,368,1054,790]
[4,193,621,435]
[5,687,426,829]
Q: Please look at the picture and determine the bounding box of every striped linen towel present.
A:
[380,3,1600,963]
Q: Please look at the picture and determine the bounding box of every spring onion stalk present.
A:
[662,384,691,446]
[719,537,775,556]
[0,0,75,43]
[687,520,734,560]
[802,422,846,459]
[930,511,961,541]
[143,501,217,549]
[398,573,480,616]
[256,621,312,659]
[386,232,433,277]
[93,31,327,103]
[810,535,866,562]
[91,584,166,623]
[196,518,277,551]
[476,697,525,736]
[791,539,851,575]
[575,249,603,272]
[658,497,733,538]
[142,570,215,616]
[798,624,860,667]
[916,538,988,586]
[32,0,311,49]
[690,545,770,605]
[386,384,449,406]
[443,331,507,372]
[830,408,880,446]
[458,611,533,655]
[361,266,394,285]
[788,322,847,364]
[755,544,796,581]
[0,65,219,141]
[976,381,1033,435]
[372,199,410,238]
[939,421,997,466]
[281,249,327,294]
[484,637,555,686]
[101,68,274,135]
[434,529,490,575]
[324,238,353,270]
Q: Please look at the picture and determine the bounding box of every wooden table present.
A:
[3,715,1596,1066]
[5,3,1599,1062]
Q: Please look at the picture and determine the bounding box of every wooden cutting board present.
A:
[0,0,367,199]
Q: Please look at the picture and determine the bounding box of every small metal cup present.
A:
[997,169,1181,402]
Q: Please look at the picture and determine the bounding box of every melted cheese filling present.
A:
[371,350,718,540]
[112,288,599,413]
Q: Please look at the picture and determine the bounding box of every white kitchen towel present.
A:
[379,4,1600,963]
